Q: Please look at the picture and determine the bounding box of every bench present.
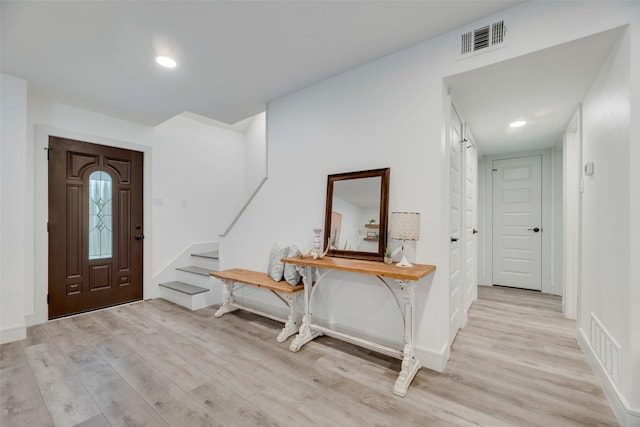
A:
[210,268,304,342]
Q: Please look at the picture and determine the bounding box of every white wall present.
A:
[147,114,245,273]
[0,74,28,343]
[629,4,640,416]
[2,0,638,420]
[0,86,247,332]
[579,25,639,421]
[477,155,488,285]
[551,143,564,296]
[221,1,640,416]
[243,112,267,198]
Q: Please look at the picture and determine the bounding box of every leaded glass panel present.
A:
[89,171,113,259]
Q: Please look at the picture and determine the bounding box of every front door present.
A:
[48,136,144,318]
[492,155,542,291]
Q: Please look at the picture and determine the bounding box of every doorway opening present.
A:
[48,136,144,318]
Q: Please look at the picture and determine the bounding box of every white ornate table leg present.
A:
[214,279,239,317]
[276,292,300,342]
[393,279,422,397]
[290,265,322,351]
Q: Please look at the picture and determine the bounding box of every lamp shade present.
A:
[389,212,420,241]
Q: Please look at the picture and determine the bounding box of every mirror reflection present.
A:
[324,168,390,261]
[329,176,381,251]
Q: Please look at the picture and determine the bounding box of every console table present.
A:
[281,256,436,397]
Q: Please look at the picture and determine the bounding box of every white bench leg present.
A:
[215,279,239,317]
[275,292,300,343]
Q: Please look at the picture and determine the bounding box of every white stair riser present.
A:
[159,286,222,311]
[175,271,212,287]
[191,258,219,271]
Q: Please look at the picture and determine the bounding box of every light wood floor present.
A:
[1,286,618,426]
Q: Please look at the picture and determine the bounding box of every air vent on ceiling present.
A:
[458,19,508,59]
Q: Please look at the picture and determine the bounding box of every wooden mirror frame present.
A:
[323,168,390,262]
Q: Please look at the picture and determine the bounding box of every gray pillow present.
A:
[284,245,302,285]
[267,243,288,281]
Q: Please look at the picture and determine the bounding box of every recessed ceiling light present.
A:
[156,56,176,68]
[509,120,527,128]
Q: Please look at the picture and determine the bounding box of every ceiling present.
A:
[1,0,522,127]
[2,2,624,155]
[446,26,625,155]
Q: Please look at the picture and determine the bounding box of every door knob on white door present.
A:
[527,227,541,232]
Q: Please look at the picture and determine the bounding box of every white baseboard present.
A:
[1,323,26,344]
[415,343,450,373]
[577,327,640,426]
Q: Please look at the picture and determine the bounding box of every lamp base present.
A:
[396,253,413,268]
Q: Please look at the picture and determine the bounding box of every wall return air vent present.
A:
[457,19,508,59]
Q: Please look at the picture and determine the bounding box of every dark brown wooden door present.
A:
[48,136,143,318]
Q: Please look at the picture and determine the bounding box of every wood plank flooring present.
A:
[1,285,618,426]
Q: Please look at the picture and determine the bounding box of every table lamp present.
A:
[389,212,420,267]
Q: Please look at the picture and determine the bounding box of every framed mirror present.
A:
[324,168,390,261]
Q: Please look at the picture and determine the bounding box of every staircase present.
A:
[159,250,220,310]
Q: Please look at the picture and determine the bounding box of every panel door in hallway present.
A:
[463,142,478,311]
[48,136,144,318]
[449,105,463,344]
[492,155,542,291]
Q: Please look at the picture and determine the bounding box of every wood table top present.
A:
[281,256,436,281]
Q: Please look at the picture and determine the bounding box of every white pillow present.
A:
[267,243,288,281]
[283,245,302,285]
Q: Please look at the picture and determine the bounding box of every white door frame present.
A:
[480,149,553,294]
[32,125,154,327]
[563,108,582,320]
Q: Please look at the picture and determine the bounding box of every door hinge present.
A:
[47,294,50,304]
[492,169,498,172]
[47,222,49,232]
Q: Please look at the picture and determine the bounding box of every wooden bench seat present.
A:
[210,268,304,342]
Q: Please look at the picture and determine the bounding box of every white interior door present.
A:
[449,106,462,344]
[463,142,478,311]
[492,155,542,291]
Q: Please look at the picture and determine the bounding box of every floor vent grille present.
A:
[590,314,620,385]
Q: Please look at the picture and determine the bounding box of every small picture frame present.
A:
[366,231,377,238]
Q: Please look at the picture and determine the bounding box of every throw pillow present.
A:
[267,243,288,281]
[283,245,302,285]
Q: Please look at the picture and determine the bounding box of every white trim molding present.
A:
[415,343,451,373]
[0,323,26,344]
[578,328,640,426]
[480,148,556,294]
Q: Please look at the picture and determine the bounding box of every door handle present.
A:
[135,235,144,240]
[473,229,479,234]
[451,236,459,242]
[527,227,541,233]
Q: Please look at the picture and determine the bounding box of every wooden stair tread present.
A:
[176,266,212,276]
[191,251,219,260]
[159,281,209,295]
